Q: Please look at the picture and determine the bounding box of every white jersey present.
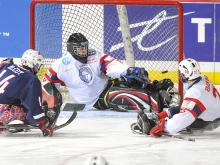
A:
[45,51,129,110]
[165,76,220,134]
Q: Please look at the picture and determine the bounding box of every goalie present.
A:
[0,49,53,136]
[131,58,220,136]
[43,32,174,112]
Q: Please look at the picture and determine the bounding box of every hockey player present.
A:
[0,49,53,136]
[42,33,144,111]
[42,33,173,112]
[133,58,220,136]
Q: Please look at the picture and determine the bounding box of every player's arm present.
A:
[100,54,129,78]
[99,54,150,88]
[44,67,65,86]
[22,77,45,125]
[41,78,62,110]
[42,62,64,109]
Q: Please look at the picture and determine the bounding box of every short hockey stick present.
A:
[163,133,195,142]
[53,103,85,131]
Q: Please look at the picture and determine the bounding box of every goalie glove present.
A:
[153,79,174,91]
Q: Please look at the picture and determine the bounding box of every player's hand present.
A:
[158,79,174,90]
[1,58,14,64]
[37,117,54,137]
[42,126,53,137]
[150,118,166,137]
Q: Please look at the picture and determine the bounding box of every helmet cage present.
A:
[33,59,43,73]
[178,70,188,83]
[72,41,88,58]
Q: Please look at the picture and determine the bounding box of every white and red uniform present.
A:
[165,76,220,134]
[44,51,129,110]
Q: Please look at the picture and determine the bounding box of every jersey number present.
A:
[0,70,15,94]
[213,86,220,99]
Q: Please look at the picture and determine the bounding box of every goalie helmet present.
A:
[67,33,89,64]
[21,49,44,74]
[178,58,201,82]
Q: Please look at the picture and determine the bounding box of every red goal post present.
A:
[30,0,184,95]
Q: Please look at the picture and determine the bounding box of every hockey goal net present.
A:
[30,0,183,94]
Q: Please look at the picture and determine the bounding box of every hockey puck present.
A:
[161,70,168,74]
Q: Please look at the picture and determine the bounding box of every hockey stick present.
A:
[62,103,85,111]
[53,110,77,131]
[52,103,85,131]
[163,133,195,142]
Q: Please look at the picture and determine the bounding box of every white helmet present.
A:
[21,49,44,73]
[178,58,201,82]
[85,155,108,165]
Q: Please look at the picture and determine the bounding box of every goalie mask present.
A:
[178,58,201,82]
[21,49,44,74]
[67,33,89,64]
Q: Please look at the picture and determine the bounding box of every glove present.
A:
[36,117,53,137]
[41,127,53,137]
[121,67,148,88]
[0,58,14,67]
[155,79,174,91]
[150,118,166,137]
[1,58,14,64]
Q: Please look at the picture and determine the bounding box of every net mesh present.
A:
[32,2,182,83]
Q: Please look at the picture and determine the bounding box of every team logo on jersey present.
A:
[79,67,93,83]
[62,57,71,65]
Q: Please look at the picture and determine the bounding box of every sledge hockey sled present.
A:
[0,103,85,134]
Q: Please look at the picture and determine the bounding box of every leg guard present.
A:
[102,86,159,112]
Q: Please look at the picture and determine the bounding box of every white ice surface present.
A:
[0,111,220,165]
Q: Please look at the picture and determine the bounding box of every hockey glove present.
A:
[37,117,53,137]
[1,58,14,64]
[150,118,166,137]
[154,79,174,91]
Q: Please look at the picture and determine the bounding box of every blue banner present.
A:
[184,4,214,62]
[104,5,179,61]
[0,0,31,58]
[216,5,220,62]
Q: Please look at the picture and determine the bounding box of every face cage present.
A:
[33,63,43,73]
[178,71,188,83]
[73,44,88,58]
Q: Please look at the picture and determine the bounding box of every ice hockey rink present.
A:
[0,110,220,165]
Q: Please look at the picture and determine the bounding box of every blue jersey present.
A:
[0,63,44,124]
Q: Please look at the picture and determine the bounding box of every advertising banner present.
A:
[0,0,30,58]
